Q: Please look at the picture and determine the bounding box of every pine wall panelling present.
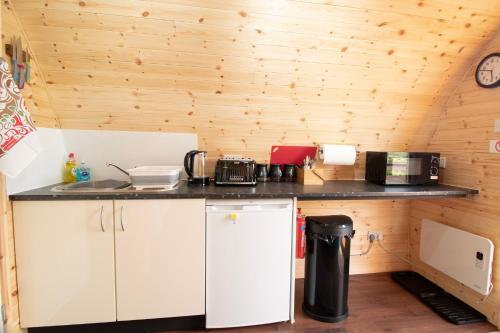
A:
[296,199,411,278]
[11,0,500,166]
[1,2,60,331]
[0,6,6,332]
[9,0,500,300]
[2,1,59,128]
[410,30,500,328]
[1,0,500,330]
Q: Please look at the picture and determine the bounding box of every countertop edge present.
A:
[8,181,479,202]
[296,193,476,201]
[9,189,477,201]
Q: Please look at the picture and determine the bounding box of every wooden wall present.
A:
[1,1,59,128]
[6,0,499,283]
[296,199,410,278]
[0,176,20,333]
[9,0,500,167]
[410,30,500,328]
[0,0,499,330]
[1,2,59,331]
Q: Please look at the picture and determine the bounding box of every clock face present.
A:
[475,53,500,88]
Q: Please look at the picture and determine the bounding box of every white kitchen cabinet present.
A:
[13,201,116,328]
[114,199,205,321]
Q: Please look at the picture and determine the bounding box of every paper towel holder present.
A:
[316,143,358,166]
[308,144,357,184]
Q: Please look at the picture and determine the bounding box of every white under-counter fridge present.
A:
[205,199,294,328]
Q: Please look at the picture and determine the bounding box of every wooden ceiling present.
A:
[7,0,500,162]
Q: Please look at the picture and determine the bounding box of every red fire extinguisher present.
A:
[296,208,306,259]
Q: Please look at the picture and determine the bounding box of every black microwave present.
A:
[365,152,440,185]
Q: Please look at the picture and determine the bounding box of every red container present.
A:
[296,208,306,259]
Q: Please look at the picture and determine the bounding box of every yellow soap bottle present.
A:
[63,153,78,183]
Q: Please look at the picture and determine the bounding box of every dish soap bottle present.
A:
[63,153,78,183]
[77,161,91,182]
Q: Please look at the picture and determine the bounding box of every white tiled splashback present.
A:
[6,128,197,195]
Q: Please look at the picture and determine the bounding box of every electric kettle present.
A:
[184,150,210,186]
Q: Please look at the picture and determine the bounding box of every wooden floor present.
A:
[173,273,496,333]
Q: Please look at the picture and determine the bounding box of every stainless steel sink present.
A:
[51,179,180,192]
[51,179,131,192]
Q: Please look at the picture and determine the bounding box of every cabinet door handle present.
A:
[120,206,125,231]
[100,206,105,232]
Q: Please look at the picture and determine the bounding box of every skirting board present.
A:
[419,219,493,295]
[27,315,205,333]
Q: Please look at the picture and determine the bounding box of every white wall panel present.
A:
[62,129,197,181]
[7,128,197,194]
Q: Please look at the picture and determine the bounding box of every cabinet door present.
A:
[114,199,205,321]
[13,201,116,328]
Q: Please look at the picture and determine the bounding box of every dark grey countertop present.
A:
[9,180,478,201]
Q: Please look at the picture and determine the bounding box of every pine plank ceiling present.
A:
[8,0,500,159]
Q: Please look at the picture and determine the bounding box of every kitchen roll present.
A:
[320,144,356,165]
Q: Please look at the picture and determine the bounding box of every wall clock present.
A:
[475,52,500,88]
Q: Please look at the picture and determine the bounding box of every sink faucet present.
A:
[107,163,130,176]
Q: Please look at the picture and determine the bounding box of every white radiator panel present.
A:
[420,219,493,295]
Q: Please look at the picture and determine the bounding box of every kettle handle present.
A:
[184,150,197,178]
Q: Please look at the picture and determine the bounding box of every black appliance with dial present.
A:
[365,152,440,185]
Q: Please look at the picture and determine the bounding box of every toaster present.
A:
[214,157,257,186]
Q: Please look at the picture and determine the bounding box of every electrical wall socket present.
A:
[367,231,383,241]
[439,157,446,168]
